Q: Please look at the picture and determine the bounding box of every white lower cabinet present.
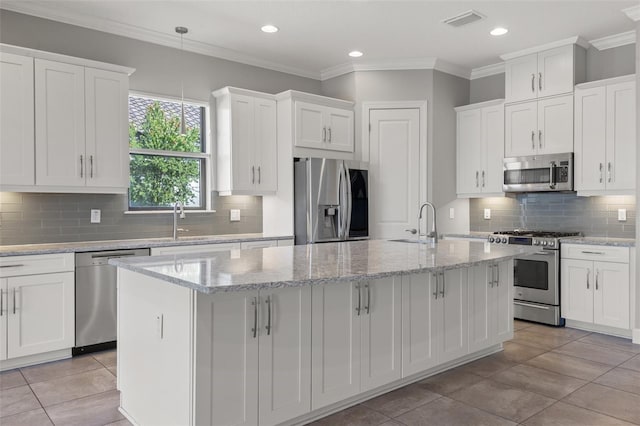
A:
[561,244,630,330]
[196,286,311,426]
[311,277,402,408]
[0,254,75,365]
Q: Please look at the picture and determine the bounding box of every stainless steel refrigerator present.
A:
[294,158,369,244]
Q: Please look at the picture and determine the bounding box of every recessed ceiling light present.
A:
[490,27,508,36]
[261,25,279,33]
[348,50,363,58]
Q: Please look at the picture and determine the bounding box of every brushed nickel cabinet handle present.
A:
[257,166,261,184]
[595,270,599,291]
[538,130,542,149]
[539,72,542,91]
[322,127,326,142]
[251,166,255,184]
[355,283,361,316]
[581,250,605,255]
[607,162,612,183]
[439,272,445,298]
[482,171,485,188]
[328,127,332,142]
[475,171,479,188]
[531,74,535,92]
[432,273,438,300]
[489,265,494,288]
[531,131,535,150]
[80,155,84,178]
[90,155,94,178]
[599,163,603,183]
[586,270,590,289]
[12,288,17,314]
[0,289,3,316]
[251,297,258,338]
[265,296,272,335]
[0,264,24,268]
[364,283,371,314]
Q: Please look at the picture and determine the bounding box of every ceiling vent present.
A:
[442,10,486,27]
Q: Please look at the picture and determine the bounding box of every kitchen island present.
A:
[111,239,532,426]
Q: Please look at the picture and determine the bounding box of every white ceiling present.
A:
[1,1,637,80]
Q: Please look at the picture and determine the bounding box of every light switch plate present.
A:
[618,209,627,222]
[230,209,241,222]
[90,209,101,224]
[483,208,491,220]
[449,207,455,219]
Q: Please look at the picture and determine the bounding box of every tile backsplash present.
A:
[0,192,262,245]
[470,193,635,238]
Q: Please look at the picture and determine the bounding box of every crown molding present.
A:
[470,62,505,80]
[589,31,636,51]
[500,36,590,61]
[320,57,471,81]
[623,5,640,21]
[0,2,321,80]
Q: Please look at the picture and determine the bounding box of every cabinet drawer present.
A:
[151,243,241,256]
[561,244,629,263]
[0,253,74,277]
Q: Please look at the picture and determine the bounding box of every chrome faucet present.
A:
[418,202,438,243]
[173,201,186,240]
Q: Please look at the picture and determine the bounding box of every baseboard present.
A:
[565,320,632,339]
[0,348,71,371]
[633,328,640,344]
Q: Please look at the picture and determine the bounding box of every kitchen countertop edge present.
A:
[559,237,636,247]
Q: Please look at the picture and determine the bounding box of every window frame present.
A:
[127,91,212,212]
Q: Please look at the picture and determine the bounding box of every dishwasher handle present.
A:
[76,249,151,266]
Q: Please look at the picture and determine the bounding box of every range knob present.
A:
[489,237,495,243]
[548,241,555,247]
[541,241,548,246]
[501,237,508,243]
[533,240,539,245]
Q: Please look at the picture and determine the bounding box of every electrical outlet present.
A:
[618,209,627,222]
[483,208,491,220]
[230,209,241,222]
[449,207,455,219]
[90,209,101,224]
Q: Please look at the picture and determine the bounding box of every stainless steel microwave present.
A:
[503,153,573,193]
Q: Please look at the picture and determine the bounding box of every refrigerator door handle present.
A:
[344,166,352,240]
[337,162,345,239]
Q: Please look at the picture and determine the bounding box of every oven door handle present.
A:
[532,251,555,256]
[514,301,551,310]
[549,161,556,189]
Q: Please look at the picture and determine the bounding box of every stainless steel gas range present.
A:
[487,230,581,326]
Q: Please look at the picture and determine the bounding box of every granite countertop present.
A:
[0,233,294,257]
[443,232,492,240]
[110,239,534,294]
[560,237,636,247]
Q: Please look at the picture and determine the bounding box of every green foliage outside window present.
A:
[129,103,202,208]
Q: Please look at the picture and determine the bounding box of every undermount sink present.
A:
[388,238,436,244]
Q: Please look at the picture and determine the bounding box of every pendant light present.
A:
[175,26,188,135]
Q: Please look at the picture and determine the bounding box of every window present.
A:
[128,94,209,210]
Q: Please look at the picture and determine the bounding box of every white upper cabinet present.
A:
[0,53,34,186]
[85,68,130,189]
[505,95,573,157]
[505,44,581,104]
[574,76,635,195]
[456,100,504,197]
[0,46,134,193]
[325,107,354,152]
[35,59,86,188]
[214,87,277,196]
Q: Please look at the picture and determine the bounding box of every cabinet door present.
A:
[574,87,606,192]
[560,259,593,323]
[402,273,438,376]
[456,109,482,195]
[468,265,492,353]
[259,286,311,426]
[35,59,86,187]
[254,97,278,193]
[311,281,360,410]
[231,94,256,192]
[6,272,74,359]
[537,45,574,98]
[505,101,537,157]
[593,262,629,329]
[0,279,7,361]
[439,268,469,364]
[482,104,505,194]
[361,277,402,391]
[326,107,354,152]
[0,53,34,186]
[505,54,538,103]
[494,260,514,343]
[606,81,636,191]
[196,291,259,426]
[537,95,574,155]
[295,101,325,149]
[85,68,129,189]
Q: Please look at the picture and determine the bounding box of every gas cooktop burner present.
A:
[493,230,581,238]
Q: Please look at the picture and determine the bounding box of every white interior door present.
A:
[369,108,420,239]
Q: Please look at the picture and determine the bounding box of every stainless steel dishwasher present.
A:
[74,248,150,355]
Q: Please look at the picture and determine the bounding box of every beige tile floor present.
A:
[1,321,639,425]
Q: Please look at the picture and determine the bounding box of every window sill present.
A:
[124,210,217,215]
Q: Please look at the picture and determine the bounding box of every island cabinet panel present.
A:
[494,260,514,343]
[360,277,402,392]
[468,265,492,353]
[258,286,311,426]
[195,290,259,426]
[438,268,469,363]
[401,273,438,376]
[118,270,193,426]
[311,281,361,410]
